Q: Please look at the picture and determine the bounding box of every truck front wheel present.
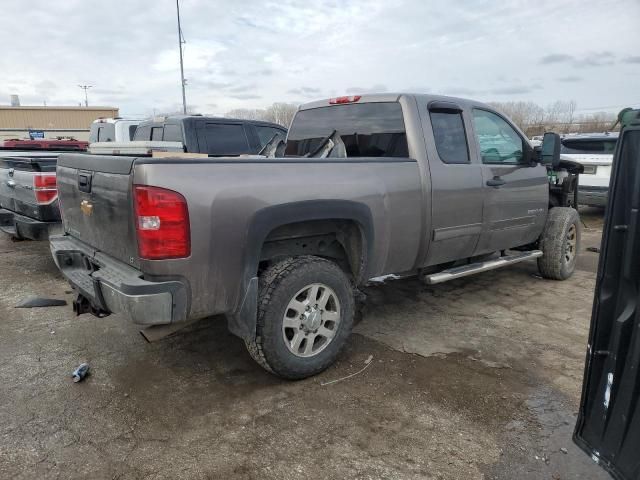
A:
[245,256,355,379]
[537,207,581,280]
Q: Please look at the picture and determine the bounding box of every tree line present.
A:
[487,100,618,137]
[224,100,619,138]
[225,103,298,129]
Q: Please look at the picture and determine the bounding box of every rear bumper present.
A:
[50,235,189,325]
[579,186,608,207]
[0,208,61,240]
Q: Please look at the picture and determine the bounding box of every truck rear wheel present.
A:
[537,207,581,280]
[245,256,355,379]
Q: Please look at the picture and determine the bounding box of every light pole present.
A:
[78,85,92,107]
[176,0,187,114]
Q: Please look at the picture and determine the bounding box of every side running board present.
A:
[424,250,543,285]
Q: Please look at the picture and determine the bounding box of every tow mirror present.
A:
[541,132,561,168]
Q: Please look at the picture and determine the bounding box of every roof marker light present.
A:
[329,95,361,105]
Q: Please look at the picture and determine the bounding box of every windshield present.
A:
[285,102,409,157]
[561,138,617,155]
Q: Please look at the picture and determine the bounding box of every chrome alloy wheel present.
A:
[282,283,341,357]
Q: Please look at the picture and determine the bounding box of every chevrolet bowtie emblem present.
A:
[80,200,93,216]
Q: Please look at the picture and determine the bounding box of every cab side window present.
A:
[430,111,470,164]
[472,109,524,164]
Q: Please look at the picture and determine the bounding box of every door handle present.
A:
[486,177,506,187]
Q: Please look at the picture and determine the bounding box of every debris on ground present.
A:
[71,363,90,383]
[586,246,600,253]
[321,355,374,386]
[560,447,568,454]
[15,297,67,308]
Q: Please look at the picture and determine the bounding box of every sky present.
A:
[1,0,638,117]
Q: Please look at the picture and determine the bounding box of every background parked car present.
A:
[560,132,618,207]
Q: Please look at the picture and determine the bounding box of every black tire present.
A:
[245,256,355,379]
[537,207,581,280]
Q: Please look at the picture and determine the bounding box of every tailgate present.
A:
[57,153,140,267]
[0,155,59,220]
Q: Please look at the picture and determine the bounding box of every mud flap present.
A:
[574,119,640,480]
[226,276,258,342]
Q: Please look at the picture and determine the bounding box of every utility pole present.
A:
[176,0,187,114]
[78,85,92,107]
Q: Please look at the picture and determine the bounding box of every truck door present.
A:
[470,108,548,255]
[421,101,484,265]
[574,122,640,480]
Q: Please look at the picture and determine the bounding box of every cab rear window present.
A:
[285,102,408,157]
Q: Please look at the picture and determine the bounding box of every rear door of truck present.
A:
[417,100,485,265]
[56,153,140,267]
[574,116,640,480]
[0,153,59,221]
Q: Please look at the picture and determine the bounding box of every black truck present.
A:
[0,116,287,240]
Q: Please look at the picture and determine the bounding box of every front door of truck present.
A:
[574,119,640,480]
[470,108,548,255]
[421,101,484,266]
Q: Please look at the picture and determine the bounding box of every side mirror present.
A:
[541,132,561,168]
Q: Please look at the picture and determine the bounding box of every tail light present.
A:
[133,185,190,259]
[329,95,361,104]
[33,173,57,204]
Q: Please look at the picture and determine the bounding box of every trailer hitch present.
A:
[72,294,110,318]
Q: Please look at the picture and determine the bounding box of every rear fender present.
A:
[226,199,374,341]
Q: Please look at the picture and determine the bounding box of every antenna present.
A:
[78,85,93,107]
[176,0,187,114]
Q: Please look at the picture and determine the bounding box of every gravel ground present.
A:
[0,207,609,479]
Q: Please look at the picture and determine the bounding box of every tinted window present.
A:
[96,125,114,142]
[133,125,151,141]
[285,102,408,157]
[151,127,163,141]
[472,110,524,164]
[128,125,137,140]
[256,126,285,147]
[561,138,617,154]
[163,124,183,142]
[198,123,249,155]
[430,111,469,164]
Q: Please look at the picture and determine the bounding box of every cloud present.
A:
[581,51,616,67]
[345,84,388,94]
[0,0,637,115]
[227,84,258,93]
[540,54,575,64]
[557,75,582,82]
[229,93,262,100]
[287,86,322,97]
[490,86,538,95]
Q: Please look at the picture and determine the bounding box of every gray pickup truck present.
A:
[50,93,581,379]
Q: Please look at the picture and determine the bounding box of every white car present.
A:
[560,132,618,207]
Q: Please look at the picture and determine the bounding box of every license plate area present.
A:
[582,165,597,174]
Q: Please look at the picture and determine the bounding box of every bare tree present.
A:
[262,103,298,128]
[576,112,617,133]
[489,101,545,136]
[225,108,265,121]
[225,102,298,128]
